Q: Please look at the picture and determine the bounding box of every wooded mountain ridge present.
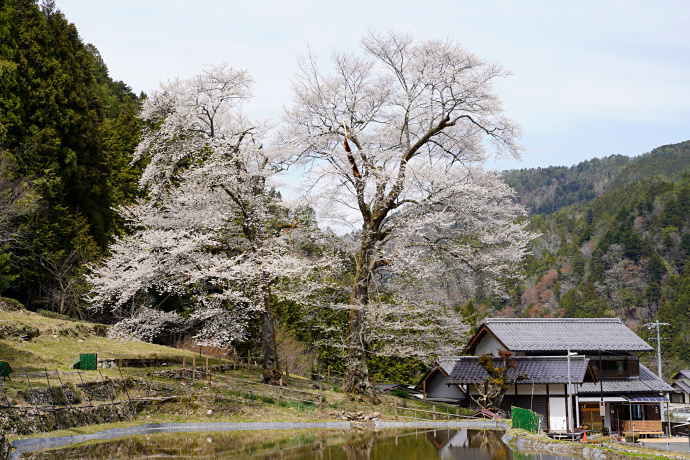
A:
[481,139,690,379]
[503,140,690,215]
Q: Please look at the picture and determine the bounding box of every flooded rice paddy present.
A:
[15,425,581,459]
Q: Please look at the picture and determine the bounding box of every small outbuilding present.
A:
[671,370,690,404]
[414,356,466,405]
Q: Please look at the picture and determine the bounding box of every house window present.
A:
[595,359,639,378]
[631,405,643,420]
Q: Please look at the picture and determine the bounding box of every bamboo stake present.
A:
[44,368,56,409]
[54,370,74,411]
[76,370,93,407]
[186,362,195,416]
[148,365,155,398]
[24,371,44,431]
[97,368,119,419]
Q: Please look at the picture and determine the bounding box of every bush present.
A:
[391,389,410,399]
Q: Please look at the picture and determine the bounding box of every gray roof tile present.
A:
[446,356,591,385]
[437,356,462,375]
[673,370,690,380]
[479,318,652,353]
[578,364,673,394]
[674,380,690,394]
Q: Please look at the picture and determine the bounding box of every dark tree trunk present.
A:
[342,227,375,398]
[259,284,281,385]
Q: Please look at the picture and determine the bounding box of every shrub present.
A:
[391,389,410,399]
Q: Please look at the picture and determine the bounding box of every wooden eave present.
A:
[584,362,597,383]
[462,324,510,355]
[414,365,465,395]
[414,365,447,391]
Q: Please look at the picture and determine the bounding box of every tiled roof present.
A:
[578,364,673,394]
[446,356,591,385]
[674,380,690,394]
[437,356,462,375]
[672,370,690,380]
[478,318,653,353]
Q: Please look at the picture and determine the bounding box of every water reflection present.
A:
[25,428,579,459]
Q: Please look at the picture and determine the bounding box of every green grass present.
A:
[0,309,201,373]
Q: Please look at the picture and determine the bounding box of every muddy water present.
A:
[22,428,580,459]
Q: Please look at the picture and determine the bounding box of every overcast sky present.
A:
[56,0,689,171]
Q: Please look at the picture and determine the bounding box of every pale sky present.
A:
[56,0,690,171]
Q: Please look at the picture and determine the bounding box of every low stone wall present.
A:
[0,433,9,460]
[504,429,687,460]
[0,401,146,437]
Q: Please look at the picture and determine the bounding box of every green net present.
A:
[511,406,540,433]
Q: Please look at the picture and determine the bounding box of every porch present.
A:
[579,395,668,436]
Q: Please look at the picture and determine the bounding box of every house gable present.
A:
[462,324,511,356]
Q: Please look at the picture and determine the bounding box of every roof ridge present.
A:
[484,318,621,323]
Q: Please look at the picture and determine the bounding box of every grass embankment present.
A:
[0,305,469,444]
[507,428,690,459]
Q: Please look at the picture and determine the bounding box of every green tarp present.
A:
[71,353,97,370]
[0,361,12,377]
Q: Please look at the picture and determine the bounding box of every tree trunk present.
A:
[342,227,375,398]
[259,283,281,385]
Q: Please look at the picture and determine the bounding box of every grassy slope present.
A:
[0,309,197,371]
[1,307,458,444]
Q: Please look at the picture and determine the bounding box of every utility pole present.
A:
[646,320,669,379]
[646,320,669,424]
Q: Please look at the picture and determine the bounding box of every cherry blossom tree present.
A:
[87,65,331,384]
[283,31,533,396]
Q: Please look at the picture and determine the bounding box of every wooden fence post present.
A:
[433,405,436,421]
[285,356,289,377]
[423,380,426,401]
[192,357,196,381]
[233,349,237,371]
[327,366,330,384]
[394,402,398,420]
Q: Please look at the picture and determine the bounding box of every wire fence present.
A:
[0,355,479,436]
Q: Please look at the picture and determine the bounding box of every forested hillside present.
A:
[504,140,690,215]
[1,0,688,387]
[477,144,690,378]
[0,0,142,312]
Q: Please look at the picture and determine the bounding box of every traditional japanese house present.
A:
[414,356,466,404]
[670,370,690,404]
[445,318,674,434]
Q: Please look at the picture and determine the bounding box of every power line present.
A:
[645,320,669,379]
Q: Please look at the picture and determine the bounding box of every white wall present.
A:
[549,396,567,432]
[474,333,505,357]
[517,384,548,395]
[426,371,465,400]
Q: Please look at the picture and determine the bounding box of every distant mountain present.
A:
[475,140,690,378]
[503,140,690,215]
